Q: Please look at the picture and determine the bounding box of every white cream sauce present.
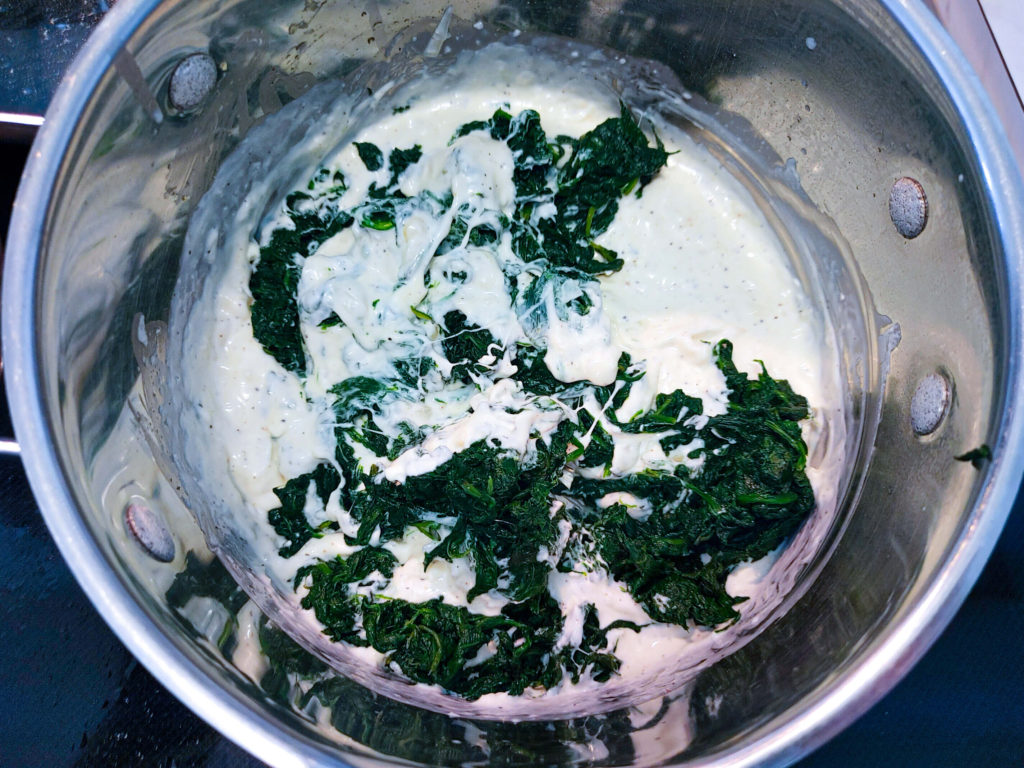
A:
[180,41,840,709]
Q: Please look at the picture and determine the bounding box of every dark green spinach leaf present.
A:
[268,463,342,557]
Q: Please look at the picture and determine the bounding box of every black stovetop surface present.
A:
[1,4,1022,766]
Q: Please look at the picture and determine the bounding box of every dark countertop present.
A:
[1,3,1022,765]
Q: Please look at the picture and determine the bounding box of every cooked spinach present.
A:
[292,340,813,693]
[330,375,396,459]
[355,144,434,232]
[574,409,614,469]
[556,103,668,240]
[267,462,341,557]
[506,342,568,396]
[317,311,344,329]
[435,207,505,256]
[354,141,383,171]
[454,104,666,275]
[441,310,498,383]
[250,169,353,373]
[333,424,575,602]
[251,104,661,372]
[561,341,814,627]
[250,143,432,371]
[294,547,398,645]
[297,570,638,699]
[247,105,818,699]
[249,227,310,374]
[385,145,423,189]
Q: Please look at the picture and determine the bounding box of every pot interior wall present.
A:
[29,0,1004,764]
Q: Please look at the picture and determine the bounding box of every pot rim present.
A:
[4,0,1023,766]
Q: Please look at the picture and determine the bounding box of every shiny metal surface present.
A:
[4,0,1024,766]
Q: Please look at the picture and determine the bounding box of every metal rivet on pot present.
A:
[889,176,928,239]
[910,372,950,436]
[125,501,176,562]
[168,52,218,112]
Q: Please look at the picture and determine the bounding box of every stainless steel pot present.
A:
[4,0,1024,765]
